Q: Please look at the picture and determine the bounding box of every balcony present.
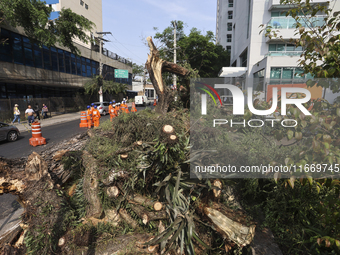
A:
[267,15,327,29]
[268,0,329,10]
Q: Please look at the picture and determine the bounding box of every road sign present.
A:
[114,69,129,78]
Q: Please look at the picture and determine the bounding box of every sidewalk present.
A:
[12,111,83,133]
[12,102,133,133]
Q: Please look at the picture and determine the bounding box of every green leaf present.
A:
[287,130,294,140]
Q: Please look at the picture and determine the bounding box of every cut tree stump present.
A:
[162,125,174,134]
[106,186,120,198]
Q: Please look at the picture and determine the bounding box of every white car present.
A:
[92,102,110,115]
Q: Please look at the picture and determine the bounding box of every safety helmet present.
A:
[87,105,90,109]
[110,101,112,104]
[94,105,97,109]
[91,103,94,106]
[113,100,116,103]
[123,101,125,103]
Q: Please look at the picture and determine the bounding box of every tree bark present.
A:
[82,151,103,219]
[130,204,167,225]
[146,36,190,114]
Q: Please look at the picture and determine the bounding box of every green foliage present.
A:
[132,63,144,80]
[0,0,94,55]
[241,178,340,254]
[84,75,128,96]
[153,21,229,80]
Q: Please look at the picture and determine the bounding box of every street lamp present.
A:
[96,31,112,102]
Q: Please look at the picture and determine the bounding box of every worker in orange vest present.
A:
[90,103,95,126]
[86,105,92,129]
[110,102,116,121]
[121,100,129,113]
[108,101,113,113]
[92,105,101,127]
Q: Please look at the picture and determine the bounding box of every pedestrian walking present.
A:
[34,103,40,120]
[92,105,101,127]
[42,104,48,119]
[12,104,21,124]
[25,105,35,125]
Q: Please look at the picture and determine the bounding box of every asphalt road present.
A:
[0,114,111,159]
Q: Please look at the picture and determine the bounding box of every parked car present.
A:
[0,122,20,142]
[92,102,110,115]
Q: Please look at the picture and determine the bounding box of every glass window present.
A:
[253,69,265,91]
[0,83,7,98]
[226,46,231,53]
[282,67,293,79]
[268,44,276,51]
[12,33,23,65]
[92,67,96,76]
[227,34,232,42]
[34,44,43,69]
[271,12,279,17]
[228,11,233,19]
[87,65,91,77]
[82,62,86,76]
[228,0,233,7]
[23,38,34,67]
[77,61,82,76]
[58,49,65,72]
[50,47,58,71]
[295,45,303,51]
[16,84,26,98]
[227,23,232,31]
[286,44,295,51]
[270,67,281,79]
[65,52,71,73]
[0,29,12,63]
[277,44,285,51]
[43,45,51,70]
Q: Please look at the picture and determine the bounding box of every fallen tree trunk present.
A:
[128,194,162,210]
[82,151,103,219]
[130,204,167,225]
[201,202,256,247]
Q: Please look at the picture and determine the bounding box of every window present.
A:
[23,37,34,67]
[42,45,51,70]
[226,46,231,53]
[58,49,65,72]
[85,4,88,9]
[76,56,82,76]
[227,34,232,43]
[240,49,247,67]
[228,11,233,19]
[50,47,58,72]
[270,67,313,84]
[253,69,265,91]
[228,0,233,7]
[71,54,76,75]
[227,23,232,31]
[0,29,11,63]
[80,0,84,6]
[65,52,71,73]
[33,44,43,69]
[81,57,86,77]
[12,33,23,65]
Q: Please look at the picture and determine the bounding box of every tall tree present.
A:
[153,21,230,79]
[0,0,94,54]
[132,63,144,81]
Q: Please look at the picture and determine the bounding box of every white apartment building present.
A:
[216,0,234,54]
[47,0,102,49]
[216,0,340,103]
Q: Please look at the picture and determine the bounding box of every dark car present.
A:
[0,122,20,142]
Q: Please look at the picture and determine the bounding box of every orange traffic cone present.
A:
[29,121,46,147]
[131,102,137,112]
[153,99,157,106]
[79,111,88,128]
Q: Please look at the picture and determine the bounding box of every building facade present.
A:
[217,0,340,103]
[0,0,132,120]
[216,0,234,56]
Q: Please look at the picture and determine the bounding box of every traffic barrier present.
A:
[153,99,157,106]
[79,111,88,128]
[131,102,137,112]
[29,121,46,147]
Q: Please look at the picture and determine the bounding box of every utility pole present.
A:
[96,31,111,102]
[172,21,177,88]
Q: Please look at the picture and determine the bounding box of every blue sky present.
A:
[102,0,217,66]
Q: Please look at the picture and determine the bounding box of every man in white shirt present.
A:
[25,105,35,125]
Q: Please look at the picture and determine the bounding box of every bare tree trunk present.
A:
[145,36,190,114]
